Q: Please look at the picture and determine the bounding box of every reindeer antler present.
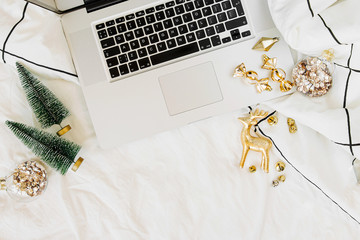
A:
[250,109,268,120]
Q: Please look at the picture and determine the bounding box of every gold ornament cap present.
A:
[71,157,84,172]
[57,125,72,136]
[278,175,286,182]
[275,161,285,172]
[0,177,6,190]
[252,37,280,51]
[249,165,256,173]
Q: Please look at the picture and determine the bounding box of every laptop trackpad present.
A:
[159,62,223,116]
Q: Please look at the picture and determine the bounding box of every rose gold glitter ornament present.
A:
[1,160,48,202]
[292,49,334,97]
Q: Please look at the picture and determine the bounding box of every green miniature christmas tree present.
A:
[16,62,71,136]
[5,120,84,175]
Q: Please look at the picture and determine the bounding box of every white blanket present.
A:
[1,0,360,239]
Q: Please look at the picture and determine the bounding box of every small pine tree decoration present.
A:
[5,120,84,175]
[16,62,71,136]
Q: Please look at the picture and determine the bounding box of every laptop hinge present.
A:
[84,0,128,13]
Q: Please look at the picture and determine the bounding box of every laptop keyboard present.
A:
[94,0,253,81]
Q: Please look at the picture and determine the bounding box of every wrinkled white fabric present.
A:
[1,1,360,239]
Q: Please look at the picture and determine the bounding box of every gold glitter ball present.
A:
[249,165,256,173]
[275,161,285,172]
[267,116,278,126]
[278,175,286,182]
[292,56,333,97]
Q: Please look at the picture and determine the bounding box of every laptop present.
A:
[26,0,294,148]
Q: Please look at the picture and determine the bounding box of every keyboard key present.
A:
[166,39,177,49]
[116,23,127,33]
[199,38,211,50]
[205,0,214,5]
[159,31,169,40]
[101,38,115,48]
[109,67,120,78]
[126,14,135,20]
[202,7,212,17]
[136,10,145,17]
[125,31,135,41]
[107,27,117,36]
[120,43,130,52]
[175,5,185,15]
[208,15,217,25]
[227,9,237,19]
[118,54,128,63]
[149,34,159,43]
[106,20,115,26]
[210,35,221,46]
[222,1,231,10]
[178,24,188,34]
[212,4,222,13]
[217,12,227,22]
[119,64,129,75]
[156,11,166,21]
[185,2,195,11]
[231,0,242,7]
[176,0,185,4]
[176,35,186,45]
[96,23,105,30]
[146,14,156,24]
[115,17,125,23]
[136,17,146,27]
[186,32,196,42]
[225,16,247,30]
[147,45,158,54]
[150,42,199,65]
[241,30,251,37]
[115,34,125,44]
[192,10,202,20]
[144,25,154,34]
[156,4,165,10]
[130,40,140,49]
[104,46,120,58]
[154,22,164,32]
[198,19,208,28]
[129,61,139,72]
[157,42,167,51]
[97,29,108,39]
[188,22,198,31]
[236,4,244,16]
[138,48,147,58]
[169,28,179,37]
[128,51,138,61]
[134,28,144,38]
[183,13,193,23]
[196,29,206,39]
[173,16,183,26]
[106,57,119,67]
[222,36,231,43]
[163,19,173,29]
[138,57,151,69]
[127,20,136,30]
[165,8,175,18]
[194,0,204,8]
[166,1,175,7]
[139,37,150,47]
[215,23,225,33]
[146,7,155,14]
[205,26,215,36]
[230,29,241,40]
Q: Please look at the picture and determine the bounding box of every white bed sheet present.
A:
[1,0,360,239]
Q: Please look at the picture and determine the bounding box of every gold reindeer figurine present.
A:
[238,109,272,173]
